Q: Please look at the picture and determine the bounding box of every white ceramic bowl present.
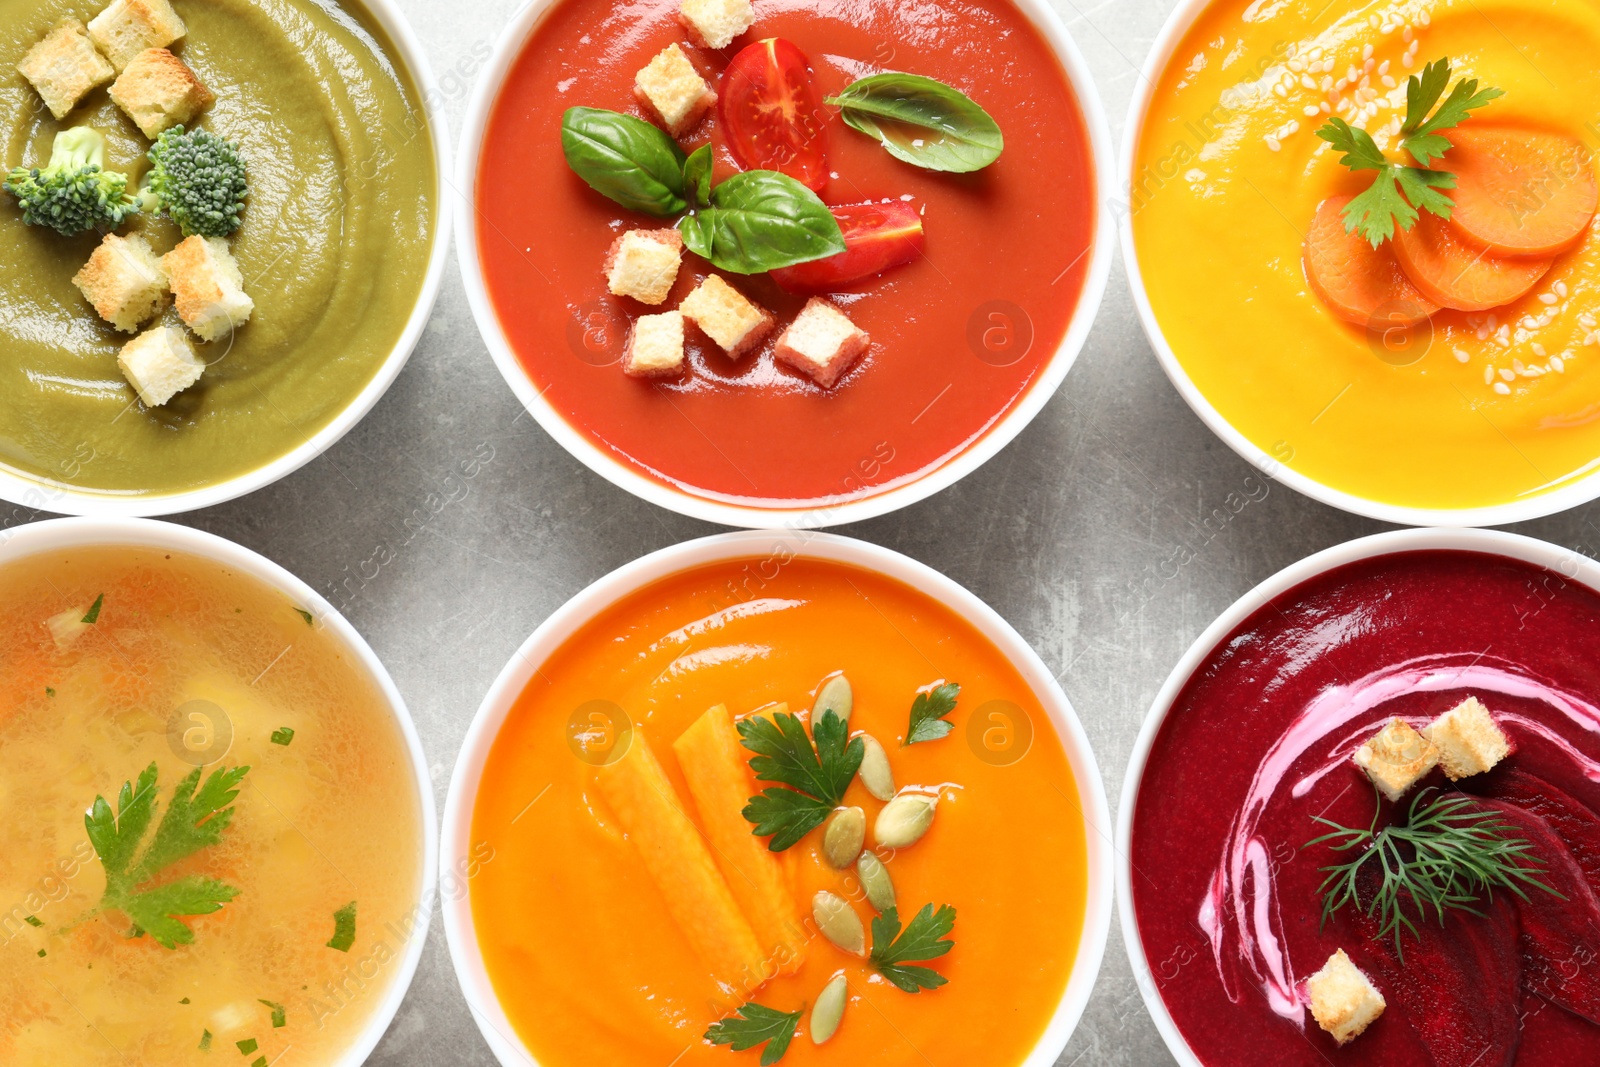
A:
[1116,526,1594,1065]
[0,516,438,1067]
[441,529,1114,1065]
[0,0,454,520]
[455,0,1115,529]
[1119,0,1599,528]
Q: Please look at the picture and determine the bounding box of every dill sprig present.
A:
[1307,786,1562,960]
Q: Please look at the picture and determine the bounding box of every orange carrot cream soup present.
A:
[0,546,421,1065]
[470,558,1090,1066]
[1133,0,1600,511]
[476,0,1097,510]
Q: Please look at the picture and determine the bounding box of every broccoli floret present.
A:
[145,126,248,239]
[3,127,141,236]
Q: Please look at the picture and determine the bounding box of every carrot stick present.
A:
[1446,126,1597,257]
[1393,209,1553,312]
[1305,195,1438,326]
[674,704,808,977]
[594,731,767,999]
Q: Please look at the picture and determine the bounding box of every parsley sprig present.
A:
[704,1002,802,1065]
[740,708,864,851]
[1307,786,1561,960]
[906,681,961,745]
[1316,57,1503,246]
[86,762,249,948]
[870,904,957,992]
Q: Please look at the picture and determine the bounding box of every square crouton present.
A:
[679,274,774,358]
[773,297,870,387]
[72,233,169,334]
[678,0,755,49]
[1351,718,1439,802]
[162,235,254,342]
[634,44,715,137]
[605,229,684,305]
[1424,697,1512,780]
[16,19,116,120]
[108,47,212,138]
[1307,949,1385,1045]
[625,311,687,378]
[118,324,203,406]
[88,0,187,72]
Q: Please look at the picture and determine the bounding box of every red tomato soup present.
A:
[475,0,1096,508]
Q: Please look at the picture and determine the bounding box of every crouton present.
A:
[605,229,684,305]
[88,0,186,72]
[72,233,169,334]
[678,0,756,49]
[162,235,254,342]
[1351,718,1439,802]
[108,47,212,138]
[1424,697,1512,780]
[773,297,870,387]
[679,274,774,358]
[16,19,116,120]
[117,324,203,406]
[1307,949,1385,1045]
[625,311,687,378]
[634,44,715,137]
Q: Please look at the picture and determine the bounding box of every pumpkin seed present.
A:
[813,674,853,725]
[857,733,894,801]
[875,792,937,849]
[823,806,866,868]
[812,890,865,955]
[856,850,896,912]
[810,974,848,1044]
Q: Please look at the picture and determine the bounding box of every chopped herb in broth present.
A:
[327,902,358,952]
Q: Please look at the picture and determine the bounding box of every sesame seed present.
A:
[1484,365,1494,384]
[1382,22,1395,33]
[1304,104,1320,116]
[1533,342,1548,356]
[1274,83,1287,97]
[1363,44,1374,59]
[1290,59,1306,72]
[1494,382,1512,395]
[1581,312,1596,328]
[1379,59,1391,74]
[1382,75,1397,88]
[1454,347,1470,363]
[1540,292,1559,304]
[1348,65,1359,81]
[1266,135,1281,151]
[1556,280,1569,297]
[1419,9,1430,24]
[1402,53,1413,68]
[1500,368,1516,381]
[1320,101,1331,113]
[1404,26,1414,42]
[1553,356,1566,371]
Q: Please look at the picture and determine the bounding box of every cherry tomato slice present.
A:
[719,38,829,191]
[770,202,925,292]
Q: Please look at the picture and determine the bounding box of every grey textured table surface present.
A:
[13,0,1600,1063]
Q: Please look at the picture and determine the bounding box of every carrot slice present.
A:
[1305,195,1439,326]
[1392,208,1553,312]
[1445,126,1597,257]
[674,704,807,977]
[594,731,767,998]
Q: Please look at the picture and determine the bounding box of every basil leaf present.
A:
[826,73,1003,173]
[678,170,845,274]
[561,107,687,217]
[684,144,713,210]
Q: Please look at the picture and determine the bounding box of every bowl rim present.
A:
[1117,0,1600,529]
[0,0,455,520]
[452,0,1117,530]
[1114,526,1600,1066]
[438,528,1115,1066]
[0,516,441,1067]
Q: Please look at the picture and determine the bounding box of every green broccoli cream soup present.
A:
[0,0,436,498]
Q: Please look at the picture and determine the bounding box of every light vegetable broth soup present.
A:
[0,546,421,1065]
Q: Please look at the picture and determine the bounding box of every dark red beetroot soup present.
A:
[1132,550,1600,1065]
[476,0,1095,508]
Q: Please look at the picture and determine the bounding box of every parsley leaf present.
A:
[327,901,357,952]
[704,1002,803,1065]
[869,904,957,993]
[1401,58,1503,166]
[1315,56,1500,246]
[740,708,864,851]
[260,1000,286,1028]
[85,763,249,949]
[270,727,295,747]
[906,681,961,745]
[82,594,104,624]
